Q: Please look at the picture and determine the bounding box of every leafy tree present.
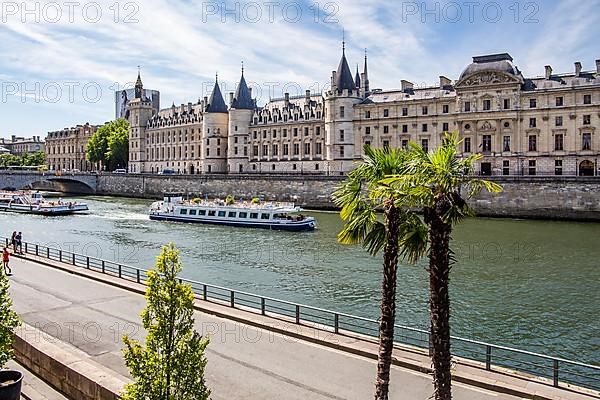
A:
[332,146,427,400]
[87,118,129,170]
[0,154,21,167]
[0,269,21,368]
[122,243,210,400]
[382,132,502,400]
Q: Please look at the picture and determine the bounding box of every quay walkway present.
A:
[6,253,600,400]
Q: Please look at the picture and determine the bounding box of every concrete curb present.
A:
[14,253,600,400]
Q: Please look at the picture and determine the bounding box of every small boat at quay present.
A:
[149,195,316,231]
[0,191,89,215]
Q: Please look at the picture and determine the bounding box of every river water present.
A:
[2,195,599,365]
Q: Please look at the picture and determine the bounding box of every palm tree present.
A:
[332,145,427,400]
[383,132,502,400]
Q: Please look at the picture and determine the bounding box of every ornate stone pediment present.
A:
[455,70,523,89]
[479,121,496,132]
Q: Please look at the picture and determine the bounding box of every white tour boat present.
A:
[149,195,316,231]
[0,191,89,215]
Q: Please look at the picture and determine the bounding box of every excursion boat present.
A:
[0,191,89,215]
[149,195,316,231]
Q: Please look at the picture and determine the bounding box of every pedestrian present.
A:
[2,248,11,275]
[10,231,16,253]
[16,232,23,255]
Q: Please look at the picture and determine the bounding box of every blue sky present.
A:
[1,0,599,138]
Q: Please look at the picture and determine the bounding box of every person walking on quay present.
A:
[10,231,17,253]
[2,247,11,275]
[15,232,23,254]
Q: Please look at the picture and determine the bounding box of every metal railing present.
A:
[7,238,600,392]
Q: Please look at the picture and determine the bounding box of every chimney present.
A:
[180,103,185,113]
[11,135,16,142]
[229,92,234,104]
[188,102,192,113]
[401,80,413,91]
[596,59,600,74]
[284,92,290,107]
[305,89,311,100]
[545,65,552,79]
[331,71,337,90]
[575,62,582,77]
[439,76,452,89]
[203,96,208,107]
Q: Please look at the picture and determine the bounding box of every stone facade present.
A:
[127,51,599,177]
[45,123,100,171]
[0,135,45,156]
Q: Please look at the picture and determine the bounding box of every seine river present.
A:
[2,195,599,365]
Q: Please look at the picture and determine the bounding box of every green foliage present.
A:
[225,195,235,205]
[122,243,210,400]
[87,118,130,170]
[0,270,21,368]
[0,151,45,168]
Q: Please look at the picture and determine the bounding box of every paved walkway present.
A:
[6,257,591,400]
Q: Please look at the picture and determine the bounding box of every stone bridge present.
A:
[0,171,98,194]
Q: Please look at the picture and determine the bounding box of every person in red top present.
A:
[3,248,11,275]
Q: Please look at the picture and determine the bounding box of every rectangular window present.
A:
[272,144,278,156]
[340,106,345,118]
[383,125,389,134]
[402,125,408,133]
[250,213,258,219]
[340,130,345,141]
[272,130,277,138]
[555,160,563,176]
[383,109,389,117]
[228,212,237,218]
[263,131,267,139]
[530,98,537,108]
[293,143,300,155]
[422,124,428,132]
[179,209,188,215]
[529,118,537,128]
[239,212,247,218]
[442,122,449,132]
[340,146,345,157]
[218,211,226,217]
[383,140,390,148]
[422,106,428,115]
[482,135,492,153]
[583,115,591,125]
[402,107,408,116]
[304,143,310,155]
[262,144,268,156]
[464,101,471,112]
[189,209,197,216]
[483,99,491,111]
[208,210,216,217]
[421,139,429,152]
[316,127,321,135]
[283,129,288,137]
[584,94,592,104]
[261,213,270,220]
[528,135,537,152]
[401,139,409,149]
[503,136,511,152]
[198,210,206,216]
[503,99,510,109]
[316,142,322,155]
[582,133,592,150]
[443,104,449,114]
[365,110,371,119]
[555,116,563,126]
[304,127,309,136]
[293,128,298,137]
[528,160,536,176]
[365,127,371,135]
[253,146,258,157]
[502,160,510,176]
[555,134,564,151]
[556,97,564,106]
[283,144,289,156]
[464,137,471,153]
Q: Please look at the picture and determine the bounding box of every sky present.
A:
[0,0,599,138]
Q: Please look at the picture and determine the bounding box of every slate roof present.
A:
[231,72,254,110]
[335,48,355,92]
[205,77,228,113]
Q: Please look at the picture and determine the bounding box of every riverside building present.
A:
[128,49,600,176]
[45,123,100,171]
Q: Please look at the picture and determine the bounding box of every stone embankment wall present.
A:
[96,174,600,220]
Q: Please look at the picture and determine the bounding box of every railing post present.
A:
[334,313,339,334]
[295,305,300,324]
[261,298,266,315]
[35,244,38,256]
[59,250,62,262]
[118,264,122,278]
[24,243,27,253]
[72,253,76,265]
[102,260,105,274]
[136,269,140,283]
[553,359,559,387]
[46,248,49,259]
[86,257,90,269]
[202,285,207,301]
[485,345,492,370]
[230,291,235,307]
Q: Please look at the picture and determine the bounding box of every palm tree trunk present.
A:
[374,202,401,400]
[427,198,453,400]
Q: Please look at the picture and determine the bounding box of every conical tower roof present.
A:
[335,44,355,93]
[355,65,361,89]
[205,74,228,113]
[231,67,254,110]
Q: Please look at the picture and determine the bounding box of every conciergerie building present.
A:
[128,47,600,177]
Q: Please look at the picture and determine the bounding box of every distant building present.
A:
[128,48,600,176]
[115,88,160,120]
[45,123,101,171]
[0,135,45,156]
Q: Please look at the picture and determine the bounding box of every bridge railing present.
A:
[8,238,600,392]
